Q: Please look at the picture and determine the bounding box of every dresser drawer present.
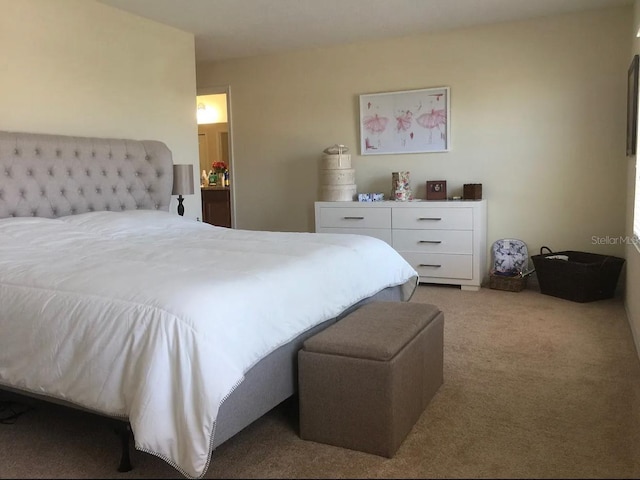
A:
[317,227,392,246]
[317,207,391,229]
[399,252,473,280]
[392,230,472,254]
[392,207,473,230]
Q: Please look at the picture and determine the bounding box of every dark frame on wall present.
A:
[627,54,639,157]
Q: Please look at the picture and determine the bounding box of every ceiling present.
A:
[98,0,631,63]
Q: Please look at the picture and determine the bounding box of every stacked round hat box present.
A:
[319,144,356,201]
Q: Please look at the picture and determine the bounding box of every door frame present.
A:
[197,84,236,228]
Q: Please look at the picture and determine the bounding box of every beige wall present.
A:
[0,0,201,219]
[627,1,640,359]
[198,7,630,261]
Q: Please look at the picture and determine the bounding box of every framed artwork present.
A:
[359,86,450,155]
[426,180,447,200]
[627,54,639,157]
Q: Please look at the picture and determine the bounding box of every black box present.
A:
[463,184,482,200]
[531,248,625,303]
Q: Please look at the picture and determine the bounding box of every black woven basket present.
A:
[531,246,625,303]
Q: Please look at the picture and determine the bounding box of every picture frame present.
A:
[359,86,450,155]
[426,180,447,200]
[627,54,639,157]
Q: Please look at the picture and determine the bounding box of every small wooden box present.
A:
[463,184,482,200]
[426,180,447,200]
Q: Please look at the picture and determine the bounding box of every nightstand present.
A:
[201,187,231,227]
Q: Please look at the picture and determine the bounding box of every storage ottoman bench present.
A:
[298,301,444,457]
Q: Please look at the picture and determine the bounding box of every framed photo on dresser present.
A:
[426,180,447,200]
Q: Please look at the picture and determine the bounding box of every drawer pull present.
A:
[418,217,442,221]
[343,216,365,220]
[419,263,442,268]
[418,240,442,244]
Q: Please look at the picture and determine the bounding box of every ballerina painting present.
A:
[362,113,389,134]
[416,108,447,144]
[359,86,450,154]
[395,110,413,147]
[362,113,389,151]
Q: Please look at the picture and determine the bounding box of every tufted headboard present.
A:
[0,130,173,218]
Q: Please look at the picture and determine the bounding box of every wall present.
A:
[0,0,201,219]
[197,7,630,262]
[627,0,640,359]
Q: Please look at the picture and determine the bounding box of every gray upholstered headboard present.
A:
[0,130,173,218]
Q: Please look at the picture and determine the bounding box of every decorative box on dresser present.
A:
[314,200,487,291]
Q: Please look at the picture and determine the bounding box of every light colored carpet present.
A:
[1,285,639,479]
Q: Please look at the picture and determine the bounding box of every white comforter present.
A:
[0,210,417,477]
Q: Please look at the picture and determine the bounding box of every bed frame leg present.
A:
[114,422,133,472]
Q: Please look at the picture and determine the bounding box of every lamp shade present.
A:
[172,164,195,196]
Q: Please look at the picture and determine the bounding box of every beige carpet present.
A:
[1,285,639,479]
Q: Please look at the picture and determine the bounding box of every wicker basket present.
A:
[531,246,625,302]
[489,272,528,292]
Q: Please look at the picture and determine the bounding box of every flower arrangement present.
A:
[212,161,227,173]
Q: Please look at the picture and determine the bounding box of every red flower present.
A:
[211,161,227,173]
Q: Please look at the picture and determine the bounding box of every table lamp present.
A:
[172,164,195,216]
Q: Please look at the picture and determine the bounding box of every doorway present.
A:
[196,89,234,228]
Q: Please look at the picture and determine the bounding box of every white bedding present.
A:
[0,210,417,477]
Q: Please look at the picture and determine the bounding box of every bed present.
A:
[0,130,418,478]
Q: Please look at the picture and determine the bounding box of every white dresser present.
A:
[314,200,487,291]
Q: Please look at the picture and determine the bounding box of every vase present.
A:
[214,171,225,186]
